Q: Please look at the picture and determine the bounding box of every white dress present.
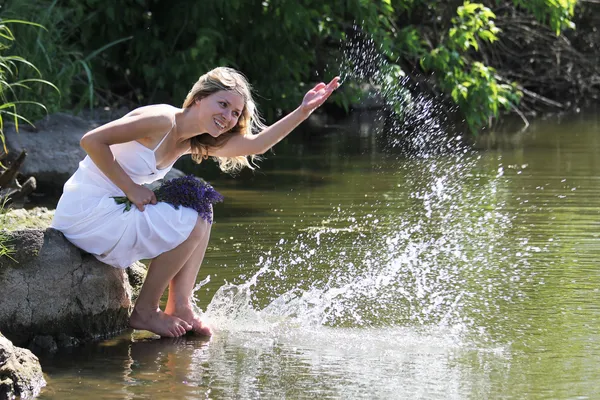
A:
[51,122,199,268]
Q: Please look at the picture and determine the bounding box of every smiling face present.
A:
[184,67,267,172]
[197,90,245,138]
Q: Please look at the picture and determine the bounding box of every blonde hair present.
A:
[182,67,266,173]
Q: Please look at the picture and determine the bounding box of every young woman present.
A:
[51,67,340,338]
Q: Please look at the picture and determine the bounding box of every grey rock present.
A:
[0,334,46,399]
[164,168,186,180]
[126,262,147,302]
[29,335,57,353]
[147,167,186,191]
[55,333,80,348]
[0,228,133,347]
[4,113,92,188]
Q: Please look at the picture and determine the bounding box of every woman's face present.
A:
[197,90,245,137]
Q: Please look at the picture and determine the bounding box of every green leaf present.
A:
[462,2,480,15]
[84,36,133,62]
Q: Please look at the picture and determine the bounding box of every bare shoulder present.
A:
[123,104,178,129]
[111,104,177,136]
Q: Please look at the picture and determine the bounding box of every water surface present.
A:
[39,110,600,399]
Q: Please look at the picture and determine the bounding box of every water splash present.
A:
[194,27,537,350]
[337,25,465,157]
[195,153,536,351]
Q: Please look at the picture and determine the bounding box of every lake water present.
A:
[37,109,600,399]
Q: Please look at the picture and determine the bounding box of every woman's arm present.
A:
[80,108,173,210]
[209,77,340,158]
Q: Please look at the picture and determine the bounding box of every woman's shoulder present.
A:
[107,104,179,142]
[123,104,180,122]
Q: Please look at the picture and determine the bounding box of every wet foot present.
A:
[165,305,213,337]
[129,307,192,337]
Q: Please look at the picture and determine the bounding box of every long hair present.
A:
[182,67,266,173]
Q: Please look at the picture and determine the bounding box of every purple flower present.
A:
[112,175,223,223]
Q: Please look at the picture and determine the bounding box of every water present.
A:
[36,109,600,399]
[337,25,463,157]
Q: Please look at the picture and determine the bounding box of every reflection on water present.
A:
[39,110,600,399]
[41,327,497,399]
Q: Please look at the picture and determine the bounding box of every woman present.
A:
[51,67,340,338]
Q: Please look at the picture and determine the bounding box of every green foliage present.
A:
[450,2,501,51]
[420,2,522,132]
[0,199,15,261]
[1,0,130,118]
[0,231,13,260]
[414,0,575,132]
[41,0,402,120]
[0,17,57,153]
[0,0,580,133]
[0,19,55,262]
[509,0,577,34]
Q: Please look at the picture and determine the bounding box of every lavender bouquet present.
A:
[112,175,224,223]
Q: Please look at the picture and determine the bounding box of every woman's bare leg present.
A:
[129,217,207,337]
[165,219,212,336]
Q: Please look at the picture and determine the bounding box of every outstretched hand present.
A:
[299,77,341,117]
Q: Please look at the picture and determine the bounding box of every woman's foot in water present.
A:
[165,303,213,337]
[129,306,192,337]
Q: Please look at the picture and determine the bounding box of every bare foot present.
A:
[129,307,192,337]
[165,305,213,337]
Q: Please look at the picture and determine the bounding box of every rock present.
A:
[3,113,92,191]
[74,107,130,125]
[29,335,57,353]
[2,207,146,310]
[55,333,80,348]
[2,207,54,231]
[0,228,133,348]
[164,168,186,180]
[0,334,46,399]
[126,262,147,302]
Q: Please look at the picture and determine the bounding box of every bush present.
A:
[1,0,130,119]
[1,0,580,132]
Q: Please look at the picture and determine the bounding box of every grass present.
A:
[0,17,56,262]
[1,0,132,120]
[0,18,58,158]
[0,198,15,261]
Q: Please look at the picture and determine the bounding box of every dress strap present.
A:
[152,115,177,153]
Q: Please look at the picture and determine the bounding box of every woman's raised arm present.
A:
[209,77,340,158]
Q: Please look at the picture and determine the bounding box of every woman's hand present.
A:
[206,76,341,158]
[125,184,157,212]
[299,77,341,118]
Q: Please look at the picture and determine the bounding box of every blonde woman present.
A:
[51,67,341,338]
